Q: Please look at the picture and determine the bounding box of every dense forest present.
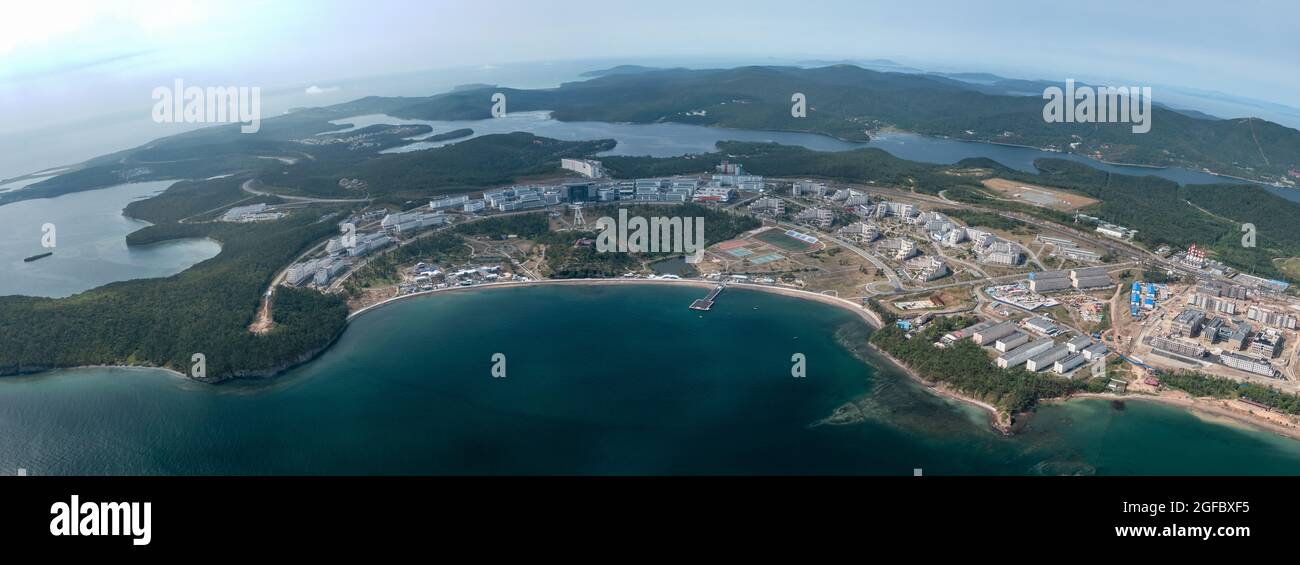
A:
[122,174,283,224]
[991,159,1300,279]
[270,132,615,201]
[455,212,551,240]
[367,65,1300,182]
[603,140,967,191]
[937,208,1028,232]
[870,316,1103,414]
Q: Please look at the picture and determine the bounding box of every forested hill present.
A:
[358,65,1300,183]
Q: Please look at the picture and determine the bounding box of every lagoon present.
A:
[0,181,221,298]
[328,111,1295,198]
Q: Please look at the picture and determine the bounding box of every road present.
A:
[241,178,371,204]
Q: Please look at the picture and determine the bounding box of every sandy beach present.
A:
[1051,390,1300,442]
[31,277,1295,442]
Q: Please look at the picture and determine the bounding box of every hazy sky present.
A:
[1,0,1297,138]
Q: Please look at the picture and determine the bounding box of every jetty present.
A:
[690,283,726,311]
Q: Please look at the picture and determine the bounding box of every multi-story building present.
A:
[430,195,470,210]
[1220,352,1276,377]
[286,259,321,286]
[996,338,1055,368]
[1070,267,1113,289]
[974,321,1017,345]
[1247,305,1298,330]
[873,201,917,220]
[1026,345,1070,372]
[791,180,827,198]
[839,222,879,243]
[978,240,1023,266]
[1202,317,1225,343]
[1081,343,1109,361]
[1172,308,1207,337]
[1227,323,1252,351]
[382,210,446,234]
[693,186,735,202]
[1028,270,1072,293]
[1053,353,1087,375]
[994,331,1031,352]
[560,158,605,178]
[907,256,949,282]
[748,197,785,216]
[1149,335,1205,358]
[795,207,834,229]
[1095,222,1136,240]
[1066,335,1093,353]
[565,182,597,202]
[312,257,349,286]
[876,238,919,260]
[1189,292,1238,315]
[1250,334,1283,358]
[1234,273,1290,294]
[1024,317,1060,336]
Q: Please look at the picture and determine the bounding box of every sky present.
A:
[0,0,1296,172]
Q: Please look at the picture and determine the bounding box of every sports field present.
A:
[755,229,812,252]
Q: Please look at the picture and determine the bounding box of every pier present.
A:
[690,283,726,311]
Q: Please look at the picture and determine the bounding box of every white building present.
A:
[693,186,735,202]
[561,158,605,178]
[792,180,827,198]
[430,195,470,210]
[795,207,834,228]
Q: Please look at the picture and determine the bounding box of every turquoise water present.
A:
[0,181,221,298]
[2,284,1300,475]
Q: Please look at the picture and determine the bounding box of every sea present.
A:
[3,285,1299,475]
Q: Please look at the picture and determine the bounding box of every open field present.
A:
[754,227,816,252]
[1275,257,1300,281]
[699,229,881,297]
[981,178,1100,211]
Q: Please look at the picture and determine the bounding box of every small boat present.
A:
[23,252,53,262]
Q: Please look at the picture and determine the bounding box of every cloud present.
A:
[304,85,340,95]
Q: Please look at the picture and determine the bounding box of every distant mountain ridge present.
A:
[341,64,1300,183]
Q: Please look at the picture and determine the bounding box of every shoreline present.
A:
[1048,390,1300,443]
[349,277,1021,432]
[10,277,1296,442]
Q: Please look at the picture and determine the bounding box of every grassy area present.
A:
[754,228,813,252]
